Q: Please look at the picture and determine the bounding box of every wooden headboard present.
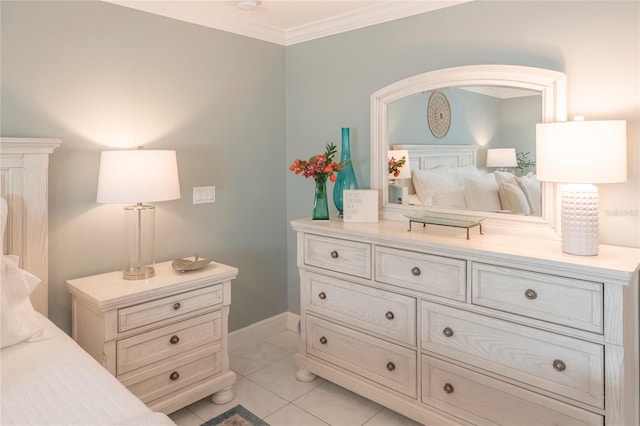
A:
[1,137,61,316]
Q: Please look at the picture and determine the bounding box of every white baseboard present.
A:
[228,311,300,352]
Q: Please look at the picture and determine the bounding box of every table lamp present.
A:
[536,119,627,256]
[97,148,181,279]
[486,148,517,171]
[388,149,411,182]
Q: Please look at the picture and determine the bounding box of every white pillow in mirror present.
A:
[498,181,531,215]
[464,174,502,212]
[517,173,541,215]
[494,170,517,185]
[1,255,48,348]
[412,166,481,205]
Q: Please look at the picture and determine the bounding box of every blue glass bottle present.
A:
[333,127,359,217]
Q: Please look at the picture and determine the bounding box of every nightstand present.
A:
[66,259,238,415]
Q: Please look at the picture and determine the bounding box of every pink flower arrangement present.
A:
[388,155,407,177]
[289,143,344,182]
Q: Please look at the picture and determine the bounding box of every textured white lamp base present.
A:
[561,184,599,256]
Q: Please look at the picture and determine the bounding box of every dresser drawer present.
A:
[306,315,417,398]
[422,355,603,426]
[375,246,466,301]
[471,263,603,333]
[421,301,604,408]
[306,272,416,345]
[304,234,372,279]
[118,285,223,333]
[118,344,221,404]
[116,311,222,375]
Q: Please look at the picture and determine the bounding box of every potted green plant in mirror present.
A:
[515,151,536,176]
[290,143,344,220]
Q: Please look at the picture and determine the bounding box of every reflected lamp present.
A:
[97,148,181,279]
[486,148,517,171]
[536,120,626,256]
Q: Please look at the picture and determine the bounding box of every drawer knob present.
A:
[411,267,421,276]
[320,336,327,345]
[553,359,567,372]
[318,292,327,300]
[173,302,181,310]
[169,335,180,345]
[386,362,396,372]
[385,311,395,320]
[169,371,180,381]
[524,289,538,300]
[443,383,455,394]
[443,327,454,337]
[330,250,339,259]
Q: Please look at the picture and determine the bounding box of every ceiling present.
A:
[103,0,471,46]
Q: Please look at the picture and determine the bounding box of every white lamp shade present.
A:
[536,120,627,183]
[97,150,181,204]
[388,149,411,179]
[486,148,517,168]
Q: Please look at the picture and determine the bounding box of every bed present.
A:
[392,144,541,216]
[0,137,175,425]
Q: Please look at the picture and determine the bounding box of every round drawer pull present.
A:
[443,383,455,394]
[318,292,327,300]
[319,336,327,345]
[443,327,454,337]
[411,267,421,276]
[173,302,181,310]
[524,289,538,300]
[553,359,567,372]
[330,250,339,259]
[169,335,180,345]
[385,311,395,320]
[386,362,396,372]
[169,371,180,381]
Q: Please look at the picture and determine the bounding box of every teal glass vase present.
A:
[312,175,330,220]
[333,127,359,217]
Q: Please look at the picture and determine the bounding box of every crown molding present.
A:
[103,1,471,46]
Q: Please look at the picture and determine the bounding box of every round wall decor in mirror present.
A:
[427,91,451,138]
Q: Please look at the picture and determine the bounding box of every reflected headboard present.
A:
[1,137,61,316]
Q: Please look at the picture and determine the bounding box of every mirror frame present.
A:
[370,64,567,239]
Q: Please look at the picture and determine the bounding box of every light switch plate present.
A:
[193,186,215,204]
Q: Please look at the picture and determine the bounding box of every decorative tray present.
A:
[406,212,485,239]
[172,254,212,272]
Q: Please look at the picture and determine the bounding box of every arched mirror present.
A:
[370,65,567,238]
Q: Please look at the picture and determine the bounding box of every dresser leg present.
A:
[211,385,235,404]
[295,367,317,382]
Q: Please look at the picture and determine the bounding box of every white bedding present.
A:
[0,313,176,426]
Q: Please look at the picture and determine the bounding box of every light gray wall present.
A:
[286,0,639,313]
[1,1,287,333]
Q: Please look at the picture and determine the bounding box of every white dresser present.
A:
[66,260,238,414]
[292,218,640,426]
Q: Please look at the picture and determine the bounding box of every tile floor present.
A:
[169,329,422,426]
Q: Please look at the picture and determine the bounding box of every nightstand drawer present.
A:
[304,234,372,279]
[119,344,222,404]
[118,285,223,333]
[422,355,603,426]
[375,246,466,301]
[471,263,603,333]
[421,301,604,408]
[306,315,417,398]
[117,311,222,375]
[306,272,416,345]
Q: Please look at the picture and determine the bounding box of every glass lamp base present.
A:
[123,266,155,280]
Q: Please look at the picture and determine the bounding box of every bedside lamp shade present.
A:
[486,148,517,170]
[536,120,627,255]
[97,149,181,279]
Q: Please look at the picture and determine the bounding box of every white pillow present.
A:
[1,255,47,348]
[464,174,502,212]
[498,181,531,215]
[517,173,541,215]
[494,170,517,185]
[412,166,481,206]
[432,188,468,208]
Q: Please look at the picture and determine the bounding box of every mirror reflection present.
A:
[387,85,542,217]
